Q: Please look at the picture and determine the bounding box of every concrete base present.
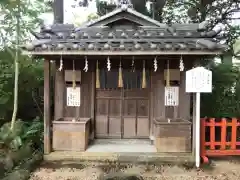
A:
[44,151,194,165]
[45,139,194,165]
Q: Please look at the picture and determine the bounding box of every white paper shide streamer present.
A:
[131,57,135,72]
[164,86,179,106]
[83,56,88,72]
[107,56,111,71]
[179,56,184,72]
[154,56,158,72]
[58,55,63,71]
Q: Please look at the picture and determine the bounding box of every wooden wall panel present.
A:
[150,64,165,138]
[137,99,148,117]
[123,117,136,138]
[178,71,191,119]
[54,59,94,120]
[54,61,65,120]
[109,117,121,138]
[95,115,108,137]
[63,71,92,118]
[137,118,149,137]
[151,58,192,121]
[152,65,165,119]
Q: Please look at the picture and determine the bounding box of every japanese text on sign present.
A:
[165,86,179,106]
[67,87,81,106]
[186,67,212,93]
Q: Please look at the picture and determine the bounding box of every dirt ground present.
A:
[29,159,240,180]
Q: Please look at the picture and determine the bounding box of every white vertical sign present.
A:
[67,87,81,107]
[185,66,212,168]
[186,67,212,93]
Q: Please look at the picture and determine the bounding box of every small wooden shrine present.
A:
[22,1,225,155]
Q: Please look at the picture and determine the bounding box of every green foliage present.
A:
[201,63,240,117]
[0,0,47,125]
[22,117,44,151]
[0,121,24,150]
[0,0,50,46]
[0,50,44,122]
[87,13,99,21]
[233,39,240,57]
[0,118,43,152]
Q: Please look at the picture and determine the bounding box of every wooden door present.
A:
[95,89,122,138]
[123,89,149,138]
[95,69,150,139]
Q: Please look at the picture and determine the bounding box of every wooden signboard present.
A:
[185,67,212,168]
[186,67,212,93]
[164,86,179,106]
[67,87,81,107]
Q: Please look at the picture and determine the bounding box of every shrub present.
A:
[0,117,43,152]
[201,63,240,117]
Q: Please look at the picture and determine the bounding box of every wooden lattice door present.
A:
[95,68,150,139]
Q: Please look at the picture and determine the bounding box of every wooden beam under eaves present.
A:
[22,50,224,56]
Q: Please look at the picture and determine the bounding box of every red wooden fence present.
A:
[201,118,240,161]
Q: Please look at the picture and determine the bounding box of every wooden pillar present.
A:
[150,71,153,139]
[151,65,165,142]
[152,65,165,119]
[178,71,190,119]
[54,61,65,120]
[44,59,51,154]
[90,70,96,140]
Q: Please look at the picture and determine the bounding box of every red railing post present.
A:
[220,118,227,150]
[200,118,208,162]
[201,117,240,163]
[231,118,237,150]
[210,118,215,150]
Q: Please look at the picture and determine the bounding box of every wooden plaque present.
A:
[67,87,81,106]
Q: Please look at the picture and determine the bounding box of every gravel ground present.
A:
[29,159,240,180]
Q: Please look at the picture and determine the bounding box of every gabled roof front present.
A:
[84,5,167,27]
[22,2,227,56]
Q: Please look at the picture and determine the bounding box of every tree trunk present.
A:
[11,0,20,130]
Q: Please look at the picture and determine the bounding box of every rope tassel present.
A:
[72,60,76,89]
[142,60,146,88]
[96,60,100,88]
[166,60,170,87]
[118,61,123,88]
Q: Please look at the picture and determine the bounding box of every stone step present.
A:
[44,152,194,166]
[92,139,152,145]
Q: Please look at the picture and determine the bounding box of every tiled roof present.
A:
[23,24,225,54]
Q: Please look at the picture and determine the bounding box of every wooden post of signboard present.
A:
[195,92,201,167]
